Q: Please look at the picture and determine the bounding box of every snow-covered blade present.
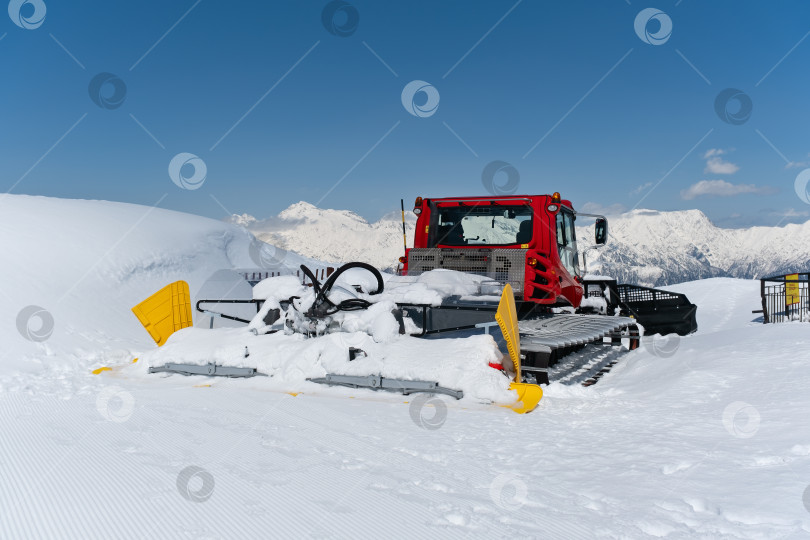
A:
[129,265,532,410]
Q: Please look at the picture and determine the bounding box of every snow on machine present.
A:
[126,263,542,414]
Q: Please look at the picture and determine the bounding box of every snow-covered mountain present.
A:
[587,209,810,286]
[229,202,417,270]
[232,203,810,286]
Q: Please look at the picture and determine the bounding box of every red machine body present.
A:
[402,194,586,308]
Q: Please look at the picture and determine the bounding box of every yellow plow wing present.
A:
[495,284,543,414]
[131,280,193,346]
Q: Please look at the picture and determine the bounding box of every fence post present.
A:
[761,279,769,323]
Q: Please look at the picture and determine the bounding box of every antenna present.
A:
[400,199,407,257]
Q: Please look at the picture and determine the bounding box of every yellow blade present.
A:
[508,382,543,414]
[495,283,543,413]
[495,283,522,380]
[131,281,193,346]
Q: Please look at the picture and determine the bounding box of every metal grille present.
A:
[407,248,527,293]
[616,284,684,304]
[759,273,810,323]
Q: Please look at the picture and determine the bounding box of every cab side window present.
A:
[555,210,580,277]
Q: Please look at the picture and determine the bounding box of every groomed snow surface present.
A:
[3,195,810,538]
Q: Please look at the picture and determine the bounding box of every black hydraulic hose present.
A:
[320,261,384,297]
[299,264,329,305]
[299,262,385,317]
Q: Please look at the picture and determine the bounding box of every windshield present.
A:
[432,204,533,246]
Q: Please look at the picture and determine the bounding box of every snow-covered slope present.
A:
[0,194,314,379]
[3,195,810,538]
[234,202,810,286]
[230,202,416,270]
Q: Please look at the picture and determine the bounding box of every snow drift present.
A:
[0,194,317,382]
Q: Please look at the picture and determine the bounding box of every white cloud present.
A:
[703,148,725,159]
[629,182,652,196]
[579,202,627,216]
[704,156,739,175]
[226,213,306,234]
[701,148,739,174]
[785,155,810,169]
[779,208,810,218]
[225,213,258,227]
[680,180,771,200]
[717,207,810,228]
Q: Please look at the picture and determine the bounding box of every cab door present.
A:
[555,209,584,306]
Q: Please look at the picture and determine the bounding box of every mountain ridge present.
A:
[229,202,810,286]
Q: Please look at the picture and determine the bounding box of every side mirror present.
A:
[595,217,608,245]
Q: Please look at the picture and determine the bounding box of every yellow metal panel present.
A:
[131,281,193,346]
[495,284,543,413]
[786,273,800,306]
[495,283,521,379]
[507,383,542,414]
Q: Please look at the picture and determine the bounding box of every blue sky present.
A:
[2,0,810,227]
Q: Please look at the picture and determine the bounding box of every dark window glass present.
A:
[556,210,580,276]
[433,205,533,246]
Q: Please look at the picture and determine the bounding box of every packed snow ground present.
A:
[3,195,810,538]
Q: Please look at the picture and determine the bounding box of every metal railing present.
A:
[758,273,810,323]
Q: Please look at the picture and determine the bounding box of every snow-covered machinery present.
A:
[120,192,696,413]
[127,262,543,413]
